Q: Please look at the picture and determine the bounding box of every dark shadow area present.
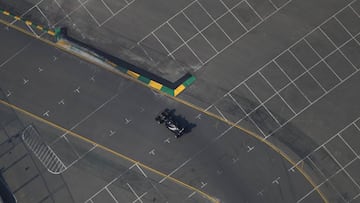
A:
[59,28,192,89]
[166,109,197,135]
[0,171,16,203]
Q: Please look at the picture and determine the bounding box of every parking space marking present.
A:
[99,0,136,27]
[258,71,297,115]
[350,4,360,17]
[206,1,356,111]
[105,187,119,203]
[214,105,228,122]
[245,0,264,21]
[134,0,198,46]
[268,0,278,9]
[182,11,218,52]
[290,117,360,170]
[136,163,148,178]
[306,156,347,203]
[288,49,327,92]
[338,134,360,158]
[273,59,312,104]
[127,183,143,203]
[167,22,203,64]
[313,29,344,80]
[218,0,247,31]
[244,79,282,126]
[331,17,359,70]
[35,5,51,26]
[78,0,101,26]
[101,0,115,15]
[196,1,233,42]
[323,146,360,190]
[8,0,46,25]
[297,157,359,203]
[133,192,147,203]
[152,32,175,60]
[201,0,293,66]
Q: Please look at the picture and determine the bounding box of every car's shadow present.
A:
[166,109,197,135]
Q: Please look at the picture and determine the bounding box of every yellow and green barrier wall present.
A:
[0,8,195,97]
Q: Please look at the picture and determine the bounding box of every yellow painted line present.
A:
[25,20,32,26]
[127,70,140,78]
[0,19,327,203]
[0,99,219,203]
[169,96,328,203]
[36,25,43,30]
[14,16,21,21]
[149,80,162,90]
[3,11,10,16]
[174,84,186,97]
[47,30,55,36]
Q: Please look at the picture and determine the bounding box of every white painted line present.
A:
[214,105,228,121]
[132,192,147,203]
[337,133,360,157]
[35,5,51,26]
[258,70,297,115]
[244,0,263,21]
[288,49,327,93]
[9,0,47,25]
[167,22,204,64]
[78,0,101,26]
[305,156,347,203]
[323,146,360,190]
[42,110,50,117]
[101,0,115,15]
[247,145,255,152]
[149,149,155,156]
[6,90,11,97]
[58,99,65,105]
[197,1,233,42]
[350,4,360,17]
[272,177,280,184]
[353,193,360,200]
[135,0,198,45]
[151,32,175,60]
[0,43,31,68]
[105,187,119,203]
[333,17,359,70]
[204,1,356,111]
[268,0,278,9]
[50,93,118,145]
[182,11,219,53]
[23,78,29,85]
[136,164,148,178]
[159,158,192,183]
[73,86,81,93]
[202,0,295,65]
[273,59,312,104]
[187,191,197,198]
[127,183,143,203]
[218,0,248,31]
[289,118,360,169]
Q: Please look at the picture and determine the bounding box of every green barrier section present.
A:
[0,8,58,38]
[138,75,151,84]
[183,75,196,87]
[160,86,174,96]
[115,66,127,73]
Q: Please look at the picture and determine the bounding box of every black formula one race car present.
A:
[155,109,184,138]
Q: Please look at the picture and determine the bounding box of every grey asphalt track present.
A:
[1,0,360,202]
[0,23,322,203]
